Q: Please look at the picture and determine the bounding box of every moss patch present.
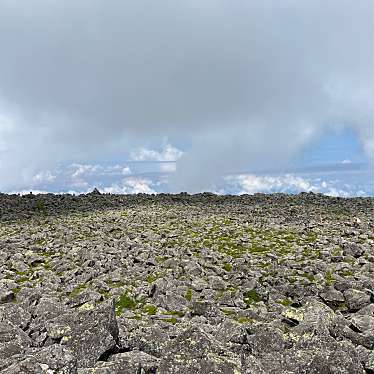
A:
[243,289,261,307]
[184,288,192,302]
[115,291,137,316]
[143,304,157,315]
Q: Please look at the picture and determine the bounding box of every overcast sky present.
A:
[0,1,373,194]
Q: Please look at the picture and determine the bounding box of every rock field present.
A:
[1,191,374,373]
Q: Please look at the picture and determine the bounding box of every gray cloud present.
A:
[0,0,374,191]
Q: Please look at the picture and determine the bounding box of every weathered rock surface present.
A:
[0,192,373,373]
[45,299,119,368]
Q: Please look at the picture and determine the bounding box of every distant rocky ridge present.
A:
[0,192,374,373]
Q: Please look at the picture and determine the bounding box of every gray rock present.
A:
[208,275,227,290]
[68,289,103,308]
[1,345,77,374]
[0,304,31,330]
[357,303,374,316]
[0,288,14,304]
[342,242,365,258]
[46,299,119,368]
[76,350,159,374]
[243,338,363,374]
[319,287,345,307]
[191,300,219,318]
[108,350,159,372]
[246,324,286,355]
[344,289,371,311]
[118,323,170,358]
[158,326,241,373]
[367,351,374,372]
[0,320,32,362]
[350,314,374,333]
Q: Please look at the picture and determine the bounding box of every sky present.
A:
[0,0,373,196]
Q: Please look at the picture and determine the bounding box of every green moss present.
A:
[163,310,185,317]
[340,269,354,277]
[243,289,261,307]
[155,256,166,263]
[69,284,87,298]
[221,308,235,316]
[164,317,178,324]
[15,270,27,276]
[331,247,342,256]
[16,276,30,284]
[146,273,159,284]
[343,257,355,265]
[184,288,192,302]
[143,304,157,315]
[222,262,233,272]
[105,279,125,288]
[325,270,335,286]
[257,262,270,268]
[99,290,110,299]
[236,316,255,324]
[115,291,137,316]
[277,298,292,307]
[13,286,21,295]
[331,301,347,311]
[301,272,315,283]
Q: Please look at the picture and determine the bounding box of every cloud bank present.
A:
[0,0,374,191]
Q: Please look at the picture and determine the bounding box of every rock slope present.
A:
[0,191,374,373]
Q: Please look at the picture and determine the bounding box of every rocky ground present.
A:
[1,190,374,373]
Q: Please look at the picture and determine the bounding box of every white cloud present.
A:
[222,173,363,197]
[1,2,374,191]
[70,164,100,179]
[9,189,51,195]
[102,177,156,194]
[159,163,177,173]
[130,144,183,162]
[122,166,131,175]
[224,174,317,195]
[32,170,56,184]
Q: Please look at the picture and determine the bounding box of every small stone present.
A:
[0,290,15,304]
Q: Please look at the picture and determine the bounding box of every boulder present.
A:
[0,320,32,362]
[45,299,119,368]
[158,326,241,374]
[1,345,77,374]
[344,289,371,312]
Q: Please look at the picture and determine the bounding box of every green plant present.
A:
[277,298,292,307]
[164,317,178,324]
[143,304,157,315]
[146,273,158,284]
[115,291,137,316]
[184,288,192,302]
[163,310,185,317]
[223,262,232,272]
[243,289,261,307]
[34,200,46,213]
[69,284,87,298]
[325,270,335,286]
